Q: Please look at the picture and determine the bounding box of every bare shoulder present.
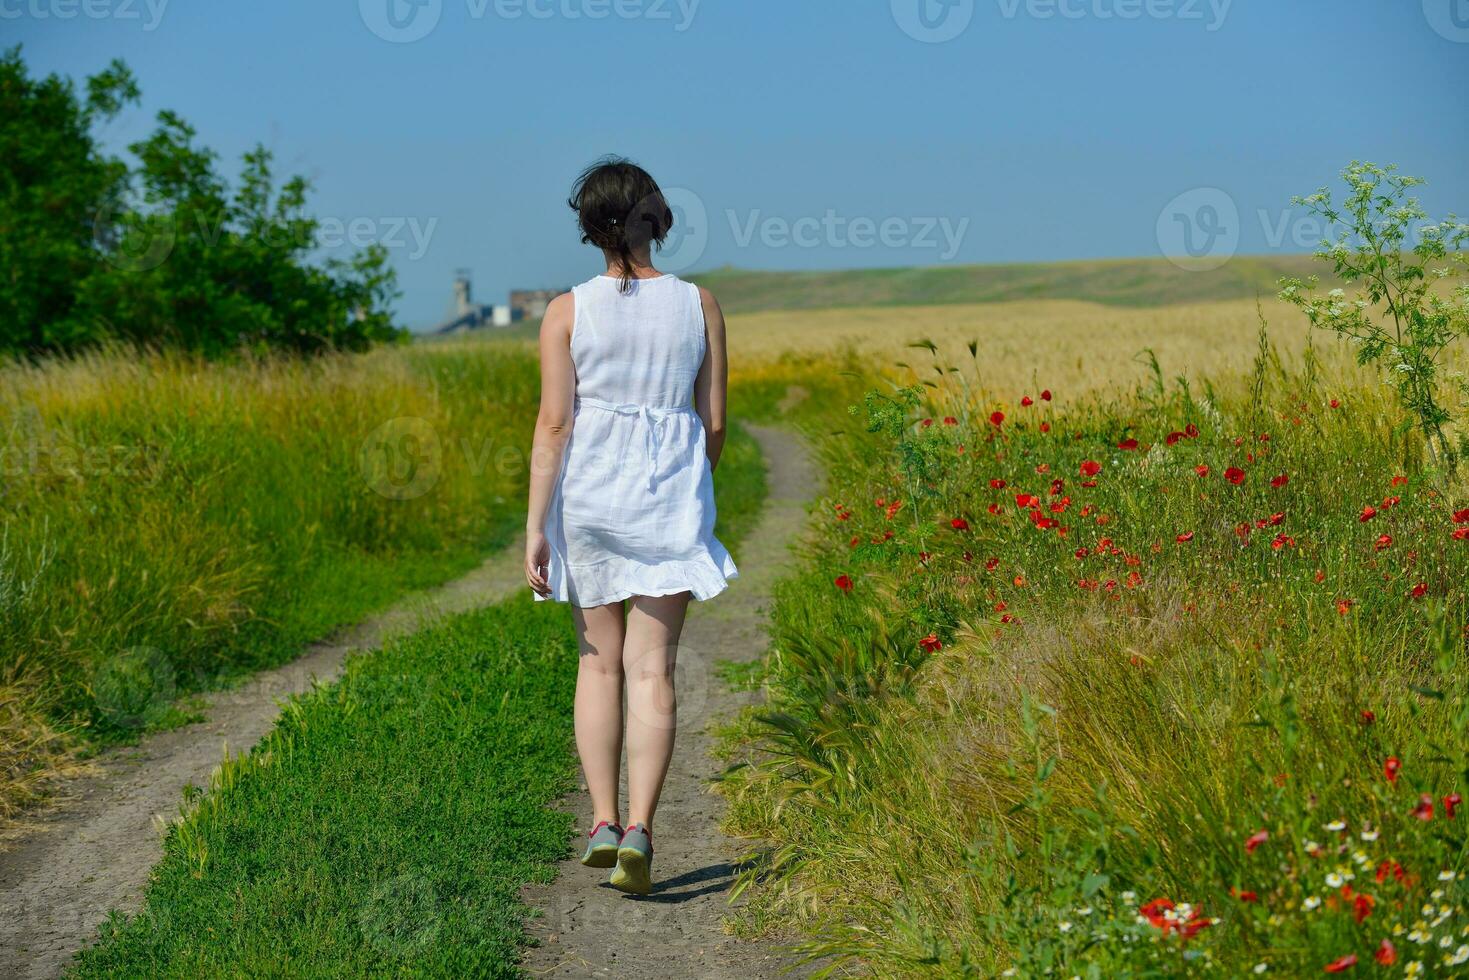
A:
[695,286,725,336]
[540,292,574,342]
[695,285,723,316]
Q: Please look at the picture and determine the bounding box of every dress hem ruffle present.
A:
[535,547,738,609]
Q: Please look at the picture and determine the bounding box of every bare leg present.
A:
[623,592,691,830]
[572,602,627,828]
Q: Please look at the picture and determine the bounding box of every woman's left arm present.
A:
[693,286,728,472]
[525,293,576,596]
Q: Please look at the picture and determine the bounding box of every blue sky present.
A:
[11,0,1469,328]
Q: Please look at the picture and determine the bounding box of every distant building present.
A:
[431,276,566,334]
[510,288,561,322]
[432,271,512,335]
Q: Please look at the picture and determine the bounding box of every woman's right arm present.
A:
[524,293,576,596]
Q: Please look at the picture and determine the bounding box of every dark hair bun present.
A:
[568,156,672,292]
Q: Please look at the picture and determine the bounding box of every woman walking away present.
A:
[525,157,736,895]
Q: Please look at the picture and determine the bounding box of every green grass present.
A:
[69,595,580,979]
[690,254,1331,315]
[0,342,538,823]
[67,420,769,977]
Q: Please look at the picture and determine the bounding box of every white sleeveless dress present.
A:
[537,274,738,608]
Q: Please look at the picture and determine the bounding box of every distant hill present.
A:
[689,255,1328,314]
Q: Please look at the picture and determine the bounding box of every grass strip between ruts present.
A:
[67,422,768,978]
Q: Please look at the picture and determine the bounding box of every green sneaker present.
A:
[609,823,653,895]
[580,820,623,868]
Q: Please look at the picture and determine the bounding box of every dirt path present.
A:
[0,546,529,980]
[520,424,816,979]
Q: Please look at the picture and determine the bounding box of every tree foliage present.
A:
[0,47,401,358]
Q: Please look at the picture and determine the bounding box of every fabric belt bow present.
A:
[577,397,689,493]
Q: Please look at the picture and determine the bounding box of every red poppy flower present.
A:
[1225,467,1246,485]
[1359,709,1375,725]
[1323,953,1357,972]
[1374,939,1397,966]
[943,416,958,426]
[950,515,970,532]
[1412,794,1435,821]
[1184,423,1199,438]
[1271,473,1289,488]
[1391,474,1408,487]
[985,557,1000,571]
[834,574,854,592]
[1381,495,1400,508]
[1454,527,1469,541]
[1166,431,1184,446]
[1139,898,1174,929]
[919,633,942,653]
[1375,860,1404,883]
[848,535,859,548]
[1271,533,1294,550]
[989,478,1006,489]
[1329,398,1341,408]
[1195,464,1210,477]
[1232,888,1258,902]
[1176,531,1194,543]
[1408,582,1427,599]
[1337,599,1354,615]
[1359,505,1377,522]
[989,411,1004,427]
[1079,459,1101,478]
[1073,547,1088,560]
[1245,829,1268,853]
[1374,534,1393,551]
[1353,891,1375,923]
[1020,396,1033,407]
[1118,437,1139,451]
[1444,792,1461,818]
[1040,422,1051,433]
[1454,508,1469,523]
[1268,512,1285,526]
[1040,389,1052,401]
[1384,756,1401,784]
[920,418,933,428]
